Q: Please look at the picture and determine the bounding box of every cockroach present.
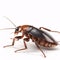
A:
[1,17,60,57]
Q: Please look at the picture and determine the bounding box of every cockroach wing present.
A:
[28,28,45,38]
[42,31,57,43]
[28,27,57,43]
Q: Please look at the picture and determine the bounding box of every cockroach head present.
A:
[14,26,21,34]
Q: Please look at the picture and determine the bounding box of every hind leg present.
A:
[35,41,46,57]
[39,27,60,33]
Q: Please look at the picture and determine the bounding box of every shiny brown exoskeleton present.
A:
[2,17,60,57]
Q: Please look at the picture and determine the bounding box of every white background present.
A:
[0,0,60,60]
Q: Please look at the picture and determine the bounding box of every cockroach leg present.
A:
[23,38,29,42]
[23,33,31,42]
[35,42,46,57]
[3,38,15,48]
[15,40,27,52]
[3,34,24,48]
[39,27,60,33]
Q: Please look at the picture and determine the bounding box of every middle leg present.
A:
[15,34,30,52]
[15,40,27,52]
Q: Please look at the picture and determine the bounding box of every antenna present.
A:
[3,16,16,27]
[0,28,15,30]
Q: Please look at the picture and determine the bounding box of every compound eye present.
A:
[16,27,19,31]
[15,27,19,32]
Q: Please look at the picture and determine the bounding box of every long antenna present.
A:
[3,16,16,27]
[0,28,15,30]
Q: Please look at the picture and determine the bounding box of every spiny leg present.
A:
[23,38,29,42]
[3,34,24,48]
[39,27,60,33]
[35,42,46,57]
[23,34,31,42]
[3,38,15,48]
[15,33,30,52]
[15,40,27,52]
[16,36,30,50]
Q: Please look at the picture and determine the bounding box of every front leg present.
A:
[3,38,15,48]
[3,34,24,48]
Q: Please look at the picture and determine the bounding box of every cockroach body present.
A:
[14,25,58,48]
[1,17,60,57]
